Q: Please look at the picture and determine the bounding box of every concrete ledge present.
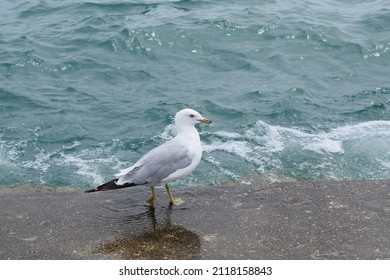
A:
[1,180,389,259]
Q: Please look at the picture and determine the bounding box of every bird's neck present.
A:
[176,125,200,141]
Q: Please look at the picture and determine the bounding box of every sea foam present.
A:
[203,120,390,182]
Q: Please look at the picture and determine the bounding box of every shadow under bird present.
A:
[85,108,212,205]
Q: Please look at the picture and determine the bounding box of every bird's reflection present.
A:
[94,204,201,259]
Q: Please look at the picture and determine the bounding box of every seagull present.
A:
[85,108,212,206]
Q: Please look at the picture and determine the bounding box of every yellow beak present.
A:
[199,118,213,124]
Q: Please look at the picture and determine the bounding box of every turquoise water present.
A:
[1,0,389,190]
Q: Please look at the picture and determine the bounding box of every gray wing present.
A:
[118,141,193,185]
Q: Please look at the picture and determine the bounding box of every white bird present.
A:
[85,108,212,206]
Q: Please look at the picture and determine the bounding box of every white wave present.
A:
[21,151,51,174]
[213,131,243,139]
[158,123,175,141]
[57,153,108,186]
[54,140,124,186]
[62,141,81,151]
[303,138,344,154]
[330,120,390,138]
[203,120,390,182]
[0,136,27,166]
[0,133,125,187]
[2,120,389,188]
[204,140,254,162]
[377,158,390,169]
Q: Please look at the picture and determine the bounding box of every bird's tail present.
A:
[85,179,137,193]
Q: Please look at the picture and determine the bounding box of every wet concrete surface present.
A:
[0,180,389,259]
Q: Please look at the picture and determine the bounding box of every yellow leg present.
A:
[165,183,184,205]
[146,186,156,206]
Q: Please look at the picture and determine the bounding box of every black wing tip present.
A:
[84,179,118,193]
[84,188,98,193]
[84,179,140,193]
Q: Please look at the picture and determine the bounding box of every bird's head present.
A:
[175,108,212,128]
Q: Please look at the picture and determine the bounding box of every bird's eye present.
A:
[189,114,195,118]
